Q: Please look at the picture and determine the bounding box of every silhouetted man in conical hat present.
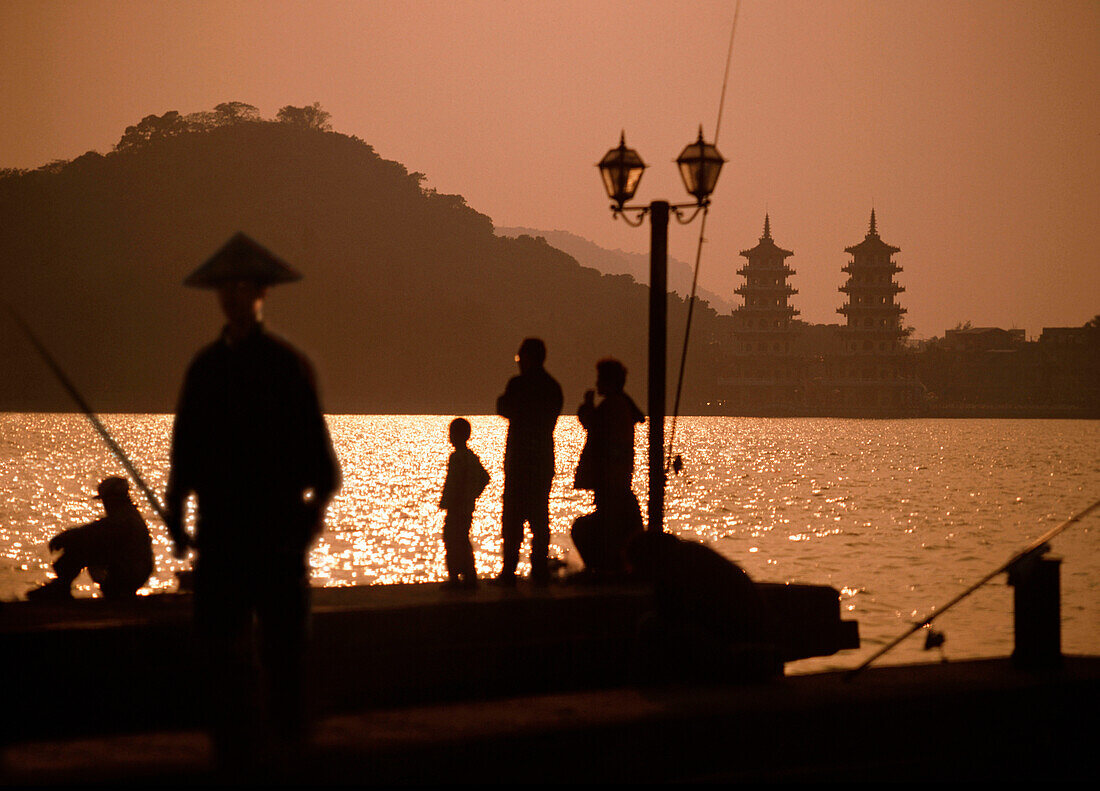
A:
[165,232,340,769]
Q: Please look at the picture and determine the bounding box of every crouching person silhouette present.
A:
[164,233,340,771]
[439,418,490,590]
[27,476,154,601]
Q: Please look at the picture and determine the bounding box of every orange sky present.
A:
[1,0,1097,337]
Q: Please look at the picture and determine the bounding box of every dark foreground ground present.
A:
[1,582,1094,783]
[3,656,1097,784]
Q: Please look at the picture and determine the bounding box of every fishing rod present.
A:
[5,304,169,523]
[845,496,1100,680]
[666,0,741,471]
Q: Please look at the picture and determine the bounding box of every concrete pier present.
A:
[2,580,857,740]
[4,657,1097,783]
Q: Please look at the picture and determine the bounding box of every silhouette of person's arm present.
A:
[290,354,341,544]
[165,363,200,559]
[472,455,490,498]
[48,521,97,553]
[163,482,190,559]
[440,453,460,511]
[496,378,518,419]
[578,389,596,428]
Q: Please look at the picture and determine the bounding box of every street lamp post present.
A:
[597,128,725,534]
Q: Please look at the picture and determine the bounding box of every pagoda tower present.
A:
[834,210,918,413]
[726,215,803,413]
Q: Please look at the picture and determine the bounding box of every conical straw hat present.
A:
[184,232,302,288]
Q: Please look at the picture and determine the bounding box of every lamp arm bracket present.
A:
[672,201,709,225]
[612,205,649,227]
[611,199,709,226]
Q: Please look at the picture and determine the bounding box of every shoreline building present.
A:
[828,210,922,414]
[714,211,924,417]
[707,212,1093,418]
[723,215,803,414]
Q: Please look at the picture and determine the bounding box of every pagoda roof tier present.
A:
[841,262,901,273]
[837,304,907,315]
[844,238,901,256]
[735,284,798,296]
[839,283,905,294]
[734,305,800,316]
[844,209,901,255]
[737,264,795,276]
[739,240,794,259]
[837,319,908,328]
[739,213,794,259]
[732,327,799,335]
[730,325,800,334]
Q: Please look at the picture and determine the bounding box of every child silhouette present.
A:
[439,418,490,589]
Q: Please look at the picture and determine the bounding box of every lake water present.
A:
[1,413,1097,674]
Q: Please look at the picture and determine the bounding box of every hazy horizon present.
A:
[2,0,1097,338]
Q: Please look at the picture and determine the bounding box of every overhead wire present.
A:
[666,0,741,472]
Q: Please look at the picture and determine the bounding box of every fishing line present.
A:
[5,304,168,523]
[845,496,1100,680]
[666,0,741,472]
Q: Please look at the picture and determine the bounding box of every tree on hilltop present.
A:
[276,102,332,131]
[214,101,261,125]
[115,110,190,151]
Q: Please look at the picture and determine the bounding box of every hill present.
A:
[495,227,733,314]
[0,106,724,414]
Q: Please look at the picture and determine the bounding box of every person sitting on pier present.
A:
[570,358,645,580]
[439,417,491,590]
[27,476,154,601]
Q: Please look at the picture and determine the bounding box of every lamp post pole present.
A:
[647,201,669,534]
[598,129,724,536]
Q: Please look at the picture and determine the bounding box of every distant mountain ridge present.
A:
[495,227,733,315]
[0,107,723,414]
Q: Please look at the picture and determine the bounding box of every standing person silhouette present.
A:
[571,358,645,579]
[439,417,490,590]
[164,232,340,769]
[495,338,563,587]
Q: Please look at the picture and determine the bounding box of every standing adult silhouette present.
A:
[571,358,644,578]
[164,232,340,768]
[495,338,563,586]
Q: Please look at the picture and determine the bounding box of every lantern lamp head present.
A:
[676,126,725,204]
[598,131,647,209]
